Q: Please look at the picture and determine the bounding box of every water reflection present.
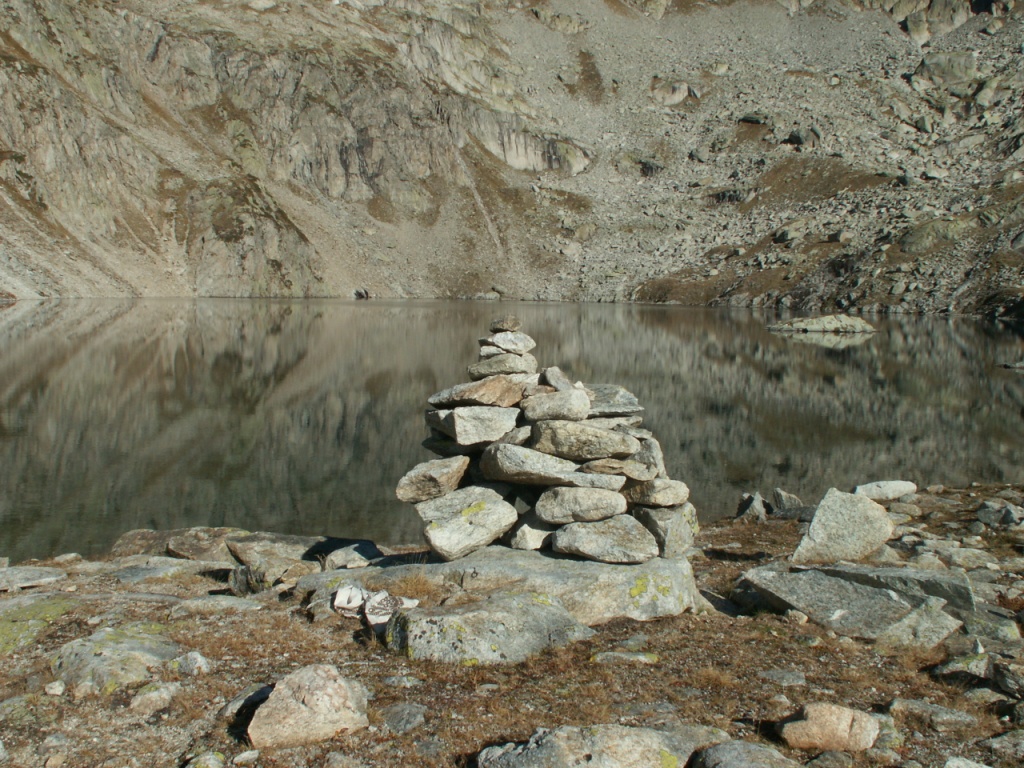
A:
[1,299,1023,563]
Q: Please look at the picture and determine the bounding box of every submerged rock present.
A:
[768,315,876,335]
[301,547,702,626]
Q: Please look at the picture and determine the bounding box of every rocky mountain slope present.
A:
[0,0,1022,315]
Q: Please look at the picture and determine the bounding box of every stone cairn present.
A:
[394,316,699,564]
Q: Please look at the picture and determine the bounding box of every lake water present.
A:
[2,299,1023,564]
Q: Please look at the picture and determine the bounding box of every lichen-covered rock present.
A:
[300,547,702,626]
[478,723,729,767]
[0,594,78,655]
[50,623,181,697]
[0,566,66,592]
[386,593,594,664]
[248,664,368,748]
[417,487,518,561]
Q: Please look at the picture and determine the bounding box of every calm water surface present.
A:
[2,299,1023,563]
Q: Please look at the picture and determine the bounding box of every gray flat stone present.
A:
[983,729,1024,762]
[395,456,471,503]
[481,444,625,490]
[386,593,594,664]
[478,723,729,768]
[380,702,428,734]
[818,564,977,611]
[693,739,801,768]
[853,480,918,501]
[586,384,644,417]
[225,533,381,583]
[552,516,659,564]
[0,566,66,592]
[482,331,536,355]
[623,479,690,507]
[425,406,520,446]
[889,698,978,732]
[521,389,591,422]
[170,595,263,618]
[468,353,538,380]
[581,457,658,482]
[532,420,641,461]
[741,566,914,640]
[874,597,962,650]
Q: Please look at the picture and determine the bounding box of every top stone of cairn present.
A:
[490,315,522,333]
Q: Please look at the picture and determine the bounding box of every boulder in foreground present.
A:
[248,664,368,748]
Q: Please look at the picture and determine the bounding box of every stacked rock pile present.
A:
[395,316,698,564]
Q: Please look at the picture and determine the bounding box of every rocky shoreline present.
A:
[2,481,1023,767]
[3,317,1024,767]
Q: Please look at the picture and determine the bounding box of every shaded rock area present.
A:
[2,482,1024,766]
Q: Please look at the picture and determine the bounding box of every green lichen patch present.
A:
[0,595,78,654]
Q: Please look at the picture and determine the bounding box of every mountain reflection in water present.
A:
[2,299,1023,563]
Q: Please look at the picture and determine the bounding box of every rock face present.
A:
[396,318,698,565]
[792,488,894,564]
[247,664,368,749]
[0,0,1021,318]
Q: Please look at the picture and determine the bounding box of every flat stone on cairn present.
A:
[395,316,700,566]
